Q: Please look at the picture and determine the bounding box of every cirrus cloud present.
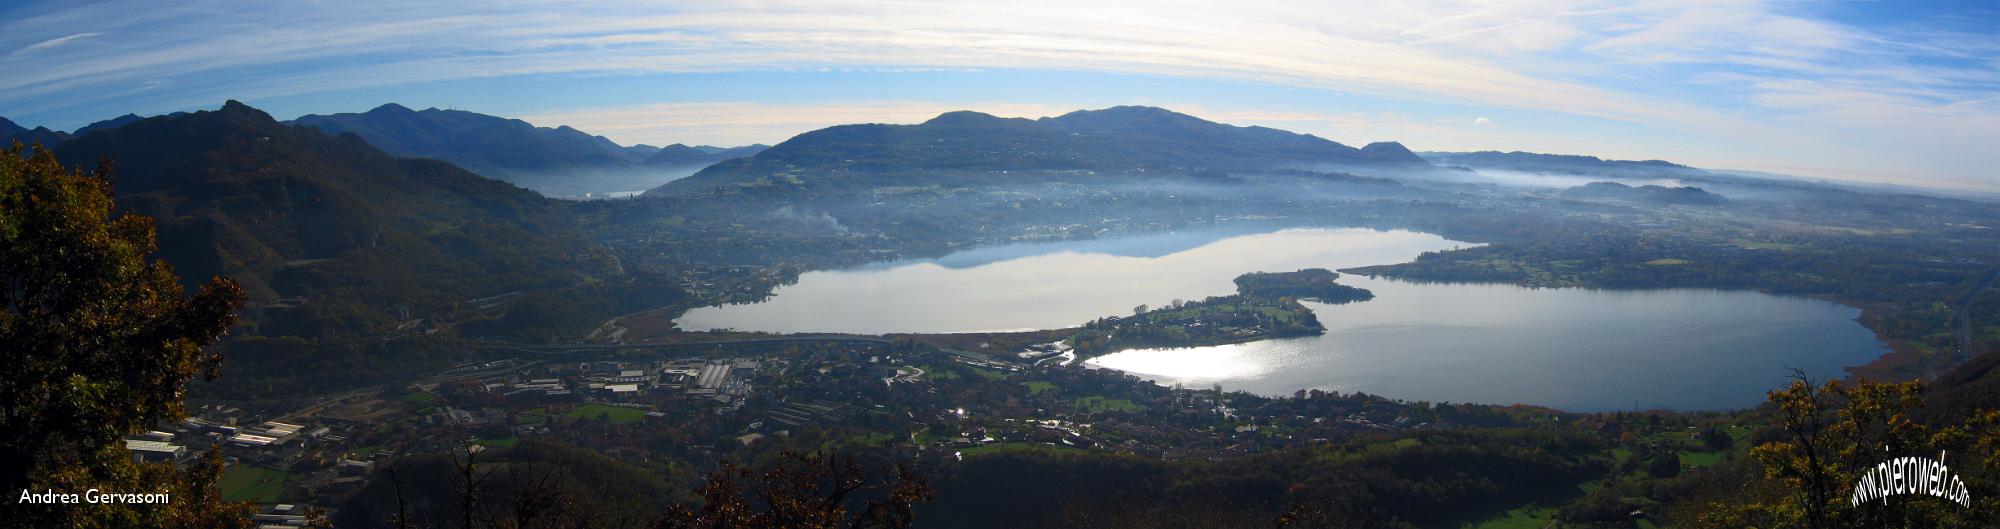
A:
[0,0,1993,189]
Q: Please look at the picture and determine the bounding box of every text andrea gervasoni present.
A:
[1851,451,1972,508]
[18,489,172,505]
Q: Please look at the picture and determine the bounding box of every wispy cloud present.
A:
[0,0,1994,189]
[9,31,101,58]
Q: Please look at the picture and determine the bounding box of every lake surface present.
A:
[677,226,1886,410]
[678,226,1473,334]
[1089,276,1885,411]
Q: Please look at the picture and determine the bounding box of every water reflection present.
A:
[676,227,1467,334]
[1088,277,1886,411]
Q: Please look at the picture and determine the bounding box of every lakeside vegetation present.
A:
[1068,295,1322,357]
[1067,268,1373,358]
[1233,268,1374,302]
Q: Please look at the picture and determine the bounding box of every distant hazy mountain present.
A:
[1360,141,1421,160]
[653,106,1426,195]
[291,104,759,198]
[623,143,663,159]
[645,143,768,167]
[292,103,634,173]
[1420,150,1702,178]
[1560,181,1727,206]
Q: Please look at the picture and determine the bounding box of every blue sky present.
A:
[2,0,1995,191]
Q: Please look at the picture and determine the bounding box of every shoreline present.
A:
[1341,268,1941,383]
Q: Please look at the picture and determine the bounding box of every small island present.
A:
[1232,268,1374,303]
[1068,268,1372,357]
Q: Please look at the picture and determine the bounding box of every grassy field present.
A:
[564,403,649,423]
[1678,450,1725,468]
[219,465,299,503]
[963,365,1009,381]
[1026,381,1057,395]
[820,432,898,451]
[918,364,960,380]
[399,391,439,404]
[924,362,1008,382]
[1462,505,1558,529]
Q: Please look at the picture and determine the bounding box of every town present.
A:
[143,329,1588,524]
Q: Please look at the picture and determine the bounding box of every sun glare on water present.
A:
[1086,343,1272,382]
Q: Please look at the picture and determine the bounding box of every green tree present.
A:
[1639,442,1683,478]
[0,145,249,528]
[1752,371,1839,528]
[1735,371,1989,528]
[1700,424,1734,452]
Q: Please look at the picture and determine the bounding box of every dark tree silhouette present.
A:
[0,144,248,528]
[654,451,933,529]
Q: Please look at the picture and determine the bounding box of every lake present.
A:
[676,226,1887,410]
[677,225,1473,334]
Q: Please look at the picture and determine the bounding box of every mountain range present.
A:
[8,104,766,199]
[3,112,195,147]
[52,101,598,303]
[1419,150,1703,178]
[653,105,1429,195]
[1559,181,1728,205]
[2,115,72,146]
[20,103,1749,203]
[43,101,694,393]
[17,101,1456,304]
[646,143,770,167]
[291,104,642,175]
[14,101,1490,305]
[290,104,764,198]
